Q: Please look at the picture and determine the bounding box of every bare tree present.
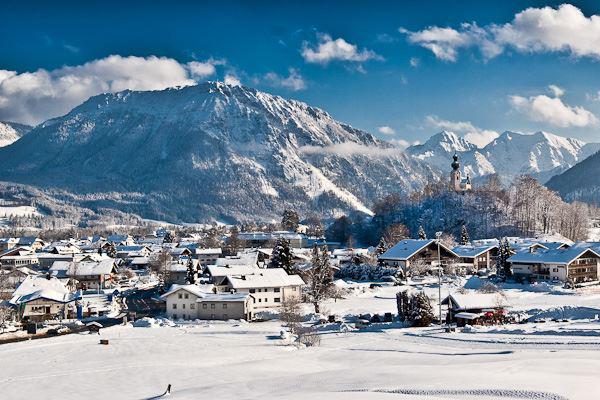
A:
[304,245,335,314]
[279,296,303,335]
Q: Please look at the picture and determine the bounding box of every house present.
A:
[36,253,77,270]
[161,284,254,321]
[49,259,118,290]
[17,237,45,251]
[196,248,222,265]
[0,237,18,252]
[452,245,498,272]
[442,293,508,327]
[378,239,459,270]
[165,259,199,285]
[508,246,600,283]
[106,234,135,246]
[223,268,304,312]
[10,275,79,322]
[205,264,259,290]
[237,231,308,248]
[0,246,39,268]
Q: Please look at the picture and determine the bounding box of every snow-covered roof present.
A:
[226,268,304,289]
[215,252,258,267]
[379,239,458,260]
[10,275,76,305]
[49,259,117,277]
[442,293,508,311]
[452,245,497,258]
[196,248,222,255]
[196,293,250,302]
[206,264,258,278]
[160,283,215,299]
[507,247,600,265]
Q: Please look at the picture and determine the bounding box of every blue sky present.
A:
[2,1,600,146]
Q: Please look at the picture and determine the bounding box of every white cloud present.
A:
[409,57,420,67]
[299,142,403,157]
[389,138,411,150]
[426,115,499,147]
[301,33,382,65]
[188,59,224,79]
[402,4,600,61]
[509,92,598,128]
[548,84,565,97]
[263,68,306,91]
[223,74,241,86]
[0,55,223,125]
[377,126,396,135]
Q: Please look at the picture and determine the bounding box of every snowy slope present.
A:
[407,130,599,183]
[0,82,438,222]
[0,121,32,147]
[546,150,600,206]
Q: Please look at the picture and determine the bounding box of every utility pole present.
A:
[435,231,443,327]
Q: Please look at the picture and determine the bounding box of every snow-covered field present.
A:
[1,281,599,400]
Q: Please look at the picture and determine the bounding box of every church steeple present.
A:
[450,153,471,193]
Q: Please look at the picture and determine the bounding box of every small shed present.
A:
[86,321,103,333]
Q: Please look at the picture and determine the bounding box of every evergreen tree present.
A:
[305,245,335,314]
[163,231,173,244]
[460,225,470,245]
[396,290,411,322]
[281,209,300,232]
[410,291,434,327]
[185,256,196,284]
[269,237,294,274]
[496,237,512,280]
[105,242,116,258]
[417,225,427,240]
[376,237,388,256]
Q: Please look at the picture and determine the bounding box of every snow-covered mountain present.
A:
[406,130,600,183]
[546,150,600,206]
[0,121,32,147]
[0,82,438,223]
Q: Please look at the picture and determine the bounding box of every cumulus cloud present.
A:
[262,68,306,91]
[299,142,403,158]
[426,115,499,147]
[402,4,600,61]
[377,126,396,135]
[0,55,223,125]
[301,33,382,65]
[509,90,598,128]
[224,74,241,86]
[548,84,565,97]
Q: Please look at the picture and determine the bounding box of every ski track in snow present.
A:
[346,388,568,400]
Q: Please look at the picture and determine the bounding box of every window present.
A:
[274,288,280,293]
[203,304,207,309]
[274,298,281,303]
[257,288,262,292]
[178,293,182,299]
[184,293,189,299]
[172,304,177,309]
[211,304,215,309]
[190,304,195,309]
[292,287,297,291]
[182,304,186,309]
[258,299,262,303]
[249,289,256,293]
[223,304,227,309]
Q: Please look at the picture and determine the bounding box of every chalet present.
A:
[0,237,18,252]
[17,237,45,251]
[49,259,118,290]
[205,264,258,290]
[508,246,600,283]
[165,259,200,285]
[452,245,498,272]
[0,246,39,268]
[161,284,254,321]
[196,248,222,265]
[378,239,459,269]
[223,268,304,312]
[10,276,79,322]
[442,293,508,327]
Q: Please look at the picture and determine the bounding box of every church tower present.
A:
[450,153,471,193]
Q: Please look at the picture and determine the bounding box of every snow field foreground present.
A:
[0,320,598,400]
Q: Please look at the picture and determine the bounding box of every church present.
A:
[450,153,471,193]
